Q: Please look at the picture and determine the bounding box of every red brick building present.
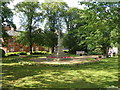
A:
[2,26,45,53]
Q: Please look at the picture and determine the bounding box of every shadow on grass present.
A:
[2,56,118,88]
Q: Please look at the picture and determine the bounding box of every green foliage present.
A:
[8,54,19,56]
[63,2,119,56]
[1,2,14,26]
[40,2,69,53]
[41,2,68,31]
[64,7,82,31]
[15,31,29,46]
[63,7,89,54]
[43,30,58,48]
[1,27,10,47]
[63,33,78,54]
[2,1,119,56]
[1,2,15,46]
[16,28,45,46]
[88,48,103,55]
[32,28,45,46]
[15,2,43,54]
[18,52,27,55]
[32,51,48,55]
[82,2,119,56]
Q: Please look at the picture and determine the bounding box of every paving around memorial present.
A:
[30,55,101,64]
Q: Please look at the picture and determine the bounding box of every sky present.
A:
[8,0,85,31]
[8,0,82,9]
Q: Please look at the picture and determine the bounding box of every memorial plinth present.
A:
[47,30,72,61]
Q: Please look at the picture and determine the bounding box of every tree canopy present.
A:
[3,1,119,56]
[15,2,43,54]
[63,2,119,56]
[1,2,16,47]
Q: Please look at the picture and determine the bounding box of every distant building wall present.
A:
[2,26,45,53]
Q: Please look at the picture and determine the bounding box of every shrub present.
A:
[63,51,69,53]
[8,54,19,56]
[32,52,45,55]
[19,52,27,55]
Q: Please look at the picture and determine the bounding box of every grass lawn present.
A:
[1,55,119,89]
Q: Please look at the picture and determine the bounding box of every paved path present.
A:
[30,55,100,64]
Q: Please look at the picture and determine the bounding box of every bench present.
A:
[76,51,87,56]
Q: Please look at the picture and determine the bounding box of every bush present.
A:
[63,51,69,53]
[8,54,19,56]
[19,52,27,55]
[32,52,46,55]
[0,49,5,57]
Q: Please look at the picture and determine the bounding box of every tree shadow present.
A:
[2,57,118,88]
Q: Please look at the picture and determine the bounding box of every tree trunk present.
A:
[30,44,32,55]
[102,46,109,58]
[29,30,33,55]
[29,16,33,55]
[51,47,54,53]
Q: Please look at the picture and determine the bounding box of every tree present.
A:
[63,8,88,54]
[15,2,43,54]
[41,1,68,53]
[78,2,119,57]
[63,2,119,56]
[32,28,45,46]
[44,30,58,50]
[1,2,16,47]
[64,7,82,31]
[63,32,78,54]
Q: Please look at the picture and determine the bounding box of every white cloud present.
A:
[64,0,79,7]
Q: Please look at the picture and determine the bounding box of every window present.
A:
[10,47,14,52]
[10,38,14,43]
[20,47,23,51]
[36,46,39,51]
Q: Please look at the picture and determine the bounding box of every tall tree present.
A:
[41,1,68,31]
[15,2,43,54]
[63,2,119,56]
[41,1,68,53]
[78,2,119,57]
[63,8,88,53]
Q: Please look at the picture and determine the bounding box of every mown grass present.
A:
[1,55,119,89]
